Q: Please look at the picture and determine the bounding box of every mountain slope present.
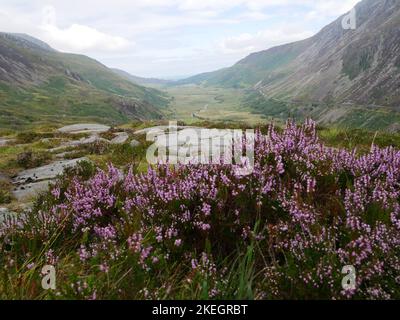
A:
[0,33,169,128]
[179,0,400,109]
[111,68,171,86]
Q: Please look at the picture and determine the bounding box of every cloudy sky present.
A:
[0,0,360,79]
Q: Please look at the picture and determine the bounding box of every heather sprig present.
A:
[1,120,399,299]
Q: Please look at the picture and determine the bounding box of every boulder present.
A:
[58,123,110,134]
[130,139,140,147]
[111,132,129,144]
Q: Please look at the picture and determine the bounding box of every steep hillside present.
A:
[111,68,171,86]
[0,33,169,128]
[179,0,400,109]
[177,39,310,89]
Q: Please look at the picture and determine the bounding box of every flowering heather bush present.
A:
[1,120,400,299]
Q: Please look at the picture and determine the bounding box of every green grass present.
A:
[241,90,400,131]
[165,85,269,125]
[1,119,400,299]
[318,126,400,152]
[0,35,170,130]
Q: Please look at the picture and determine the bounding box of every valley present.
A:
[1,0,400,301]
[164,85,268,125]
[161,83,400,131]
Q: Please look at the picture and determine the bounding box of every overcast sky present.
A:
[0,0,359,79]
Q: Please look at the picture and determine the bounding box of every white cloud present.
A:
[39,6,131,53]
[0,0,362,77]
[177,0,243,12]
[219,27,314,54]
[41,24,131,53]
[176,0,359,15]
[244,0,360,12]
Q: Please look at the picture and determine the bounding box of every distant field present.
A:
[164,85,400,132]
[164,85,270,125]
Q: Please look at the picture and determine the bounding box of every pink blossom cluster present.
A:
[2,120,400,299]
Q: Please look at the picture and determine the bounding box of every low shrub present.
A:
[0,181,12,204]
[82,140,110,155]
[15,132,40,144]
[1,120,400,300]
[16,150,52,169]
